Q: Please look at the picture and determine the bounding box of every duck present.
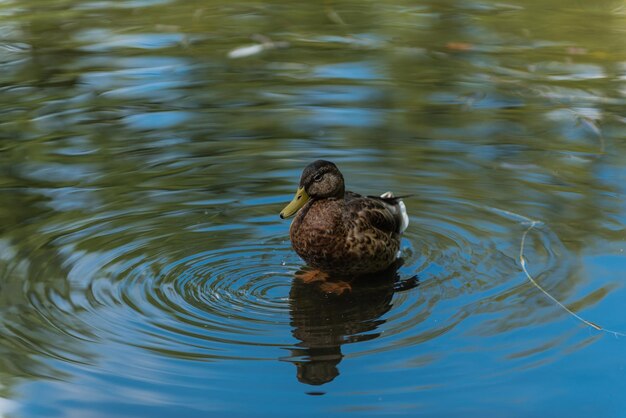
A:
[279,160,409,277]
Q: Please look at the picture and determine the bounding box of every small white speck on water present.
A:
[281,261,286,266]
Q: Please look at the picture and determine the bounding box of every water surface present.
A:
[1,0,625,417]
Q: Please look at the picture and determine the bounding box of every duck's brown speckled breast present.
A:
[290,198,345,269]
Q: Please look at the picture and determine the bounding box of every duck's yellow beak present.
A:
[280,187,310,219]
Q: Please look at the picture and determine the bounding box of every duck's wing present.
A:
[366,192,410,233]
[345,191,409,235]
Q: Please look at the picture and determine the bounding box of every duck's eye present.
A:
[313,173,323,182]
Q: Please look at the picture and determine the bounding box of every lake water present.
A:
[1,0,625,417]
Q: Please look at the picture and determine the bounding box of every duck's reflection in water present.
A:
[286,263,418,386]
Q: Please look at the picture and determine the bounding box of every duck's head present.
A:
[279,160,345,219]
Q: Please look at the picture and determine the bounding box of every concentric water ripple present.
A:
[80,239,300,360]
[0,197,586,386]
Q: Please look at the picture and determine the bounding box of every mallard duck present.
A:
[279,160,409,277]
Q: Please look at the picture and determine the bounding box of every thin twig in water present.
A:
[519,221,625,337]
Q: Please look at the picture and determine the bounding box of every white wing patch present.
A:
[398,199,409,233]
